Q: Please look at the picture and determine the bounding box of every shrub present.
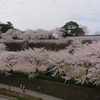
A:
[17,97,24,100]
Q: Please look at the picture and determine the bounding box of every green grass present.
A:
[0,71,96,88]
[0,73,99,100]
[17,71,96,88]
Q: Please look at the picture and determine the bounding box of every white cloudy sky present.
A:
[0,0,100,34]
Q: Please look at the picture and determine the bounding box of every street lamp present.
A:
[8,68,13,91]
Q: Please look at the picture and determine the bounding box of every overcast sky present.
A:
[0,0,100,34]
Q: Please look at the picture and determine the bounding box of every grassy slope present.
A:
[0,74,100,100]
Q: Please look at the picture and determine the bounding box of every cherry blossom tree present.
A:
[0,51,19,91]
[0,43,6,52]
[44,40,100,86]
[18,40,100,85]
[21,29,52,43]
[65,40,100,86]
[17,48,49,78]
[0,51,18,73]
[0,39,100,86]
[46,48,81,81]
[1,29,22,41]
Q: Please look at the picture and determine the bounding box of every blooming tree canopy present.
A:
[0,51,18,75]
[0,43,6,52]
[1,29,22,41]
[0,40,100,86]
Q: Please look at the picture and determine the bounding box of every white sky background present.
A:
[0,0,100,35]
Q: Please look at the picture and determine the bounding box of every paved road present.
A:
[0,83,63,100]
[0,97,8,100]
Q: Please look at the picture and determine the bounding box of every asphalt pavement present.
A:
[0,83,63,100]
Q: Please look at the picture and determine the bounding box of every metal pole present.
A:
[8,69,13,91]
[9,75,10,91]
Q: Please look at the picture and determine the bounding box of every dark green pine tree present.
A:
[0,21,14,33]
